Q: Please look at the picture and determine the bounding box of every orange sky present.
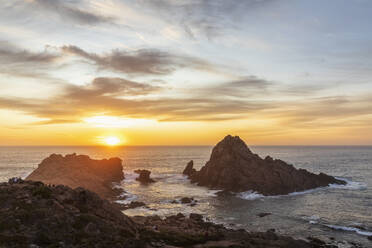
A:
[1,1,372,146]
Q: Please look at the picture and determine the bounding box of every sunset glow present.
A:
[84,116,156,128]
[102,136,121,146]
[1,1,372,146]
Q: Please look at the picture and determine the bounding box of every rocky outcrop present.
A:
[26,153,124,198]
[183,160,196,176]
[0,179,334,248]
[184,135,346,195]
[0,178,140,247]
[134,169,155,184]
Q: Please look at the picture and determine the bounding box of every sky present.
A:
[0,0,372,146]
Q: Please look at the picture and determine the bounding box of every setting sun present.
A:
[103,136,121,146]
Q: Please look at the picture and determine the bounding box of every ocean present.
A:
[0,146,371,246]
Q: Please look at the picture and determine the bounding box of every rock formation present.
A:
[26,153,124,198]
[134,169,155,184]
[183,160,196,176]
[0,178,139,247]
[184,135,346,195]
[0,179,335,248]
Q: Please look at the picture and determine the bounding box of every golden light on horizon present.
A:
[103,136,121,146]
[83,115,156,128]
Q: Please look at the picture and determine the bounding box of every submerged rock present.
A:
[134,169,155,184]
[180,197,193,204]
[0,180,337,248]
[258,212,272,218]
[26,153,124,198]
[184,135,346,195]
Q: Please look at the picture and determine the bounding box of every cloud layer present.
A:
[61,45,211,75]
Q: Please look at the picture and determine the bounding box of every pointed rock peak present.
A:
[210,135,253,160]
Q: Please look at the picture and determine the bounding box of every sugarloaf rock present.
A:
[183,135,346,195]
[26,153,124,198]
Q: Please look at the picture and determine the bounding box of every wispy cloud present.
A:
[0,41,61,78]
[134,0,277,40]
[31,0,116,26]
[1,73,371,127]
[61,45,212,75]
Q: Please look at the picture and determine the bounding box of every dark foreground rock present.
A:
[0,179,336,248]
[134,169,155,184]
[0,178,140,248]
[26,153,124,198]
[184,135,346,195]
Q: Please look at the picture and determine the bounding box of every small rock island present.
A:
[134,169,156,184]
[183,135,346,195]
[26,153,124,198]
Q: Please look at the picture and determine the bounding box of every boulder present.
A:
[180,197,193,204]
[134,169,155,184]
[184,135,346,195]
[26,153,124,198]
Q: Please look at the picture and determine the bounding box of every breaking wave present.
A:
[237,177,367,201]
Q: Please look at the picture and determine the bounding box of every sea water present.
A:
[0,146,371,246]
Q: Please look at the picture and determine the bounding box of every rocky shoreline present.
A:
[3,139,367,247]
[0,179,344,248]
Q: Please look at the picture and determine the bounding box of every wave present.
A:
[123,172,138,184]
[330,177,367,190]
[236,191,264,200]
[237,177,366,201]
[325,224,372,236]
[114,191,138,205]
[302,215,321,224]
[160,174,189,183]
[206,189,222,197]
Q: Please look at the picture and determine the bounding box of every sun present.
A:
[103,136,121,146]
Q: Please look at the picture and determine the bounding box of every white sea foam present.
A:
[123,172,138,184]
[302,215,320,224]
[329,177,367,190]
[115,191,138,204]
[325,224,372,236]
[236,191,264,200]
[237,177,366,201]
[206,189,223,197]
[161,174,188,183]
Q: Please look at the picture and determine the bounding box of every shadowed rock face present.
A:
[26,153,124,198]
[184,135,346,195]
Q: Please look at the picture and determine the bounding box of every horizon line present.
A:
[1,144,372,147]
